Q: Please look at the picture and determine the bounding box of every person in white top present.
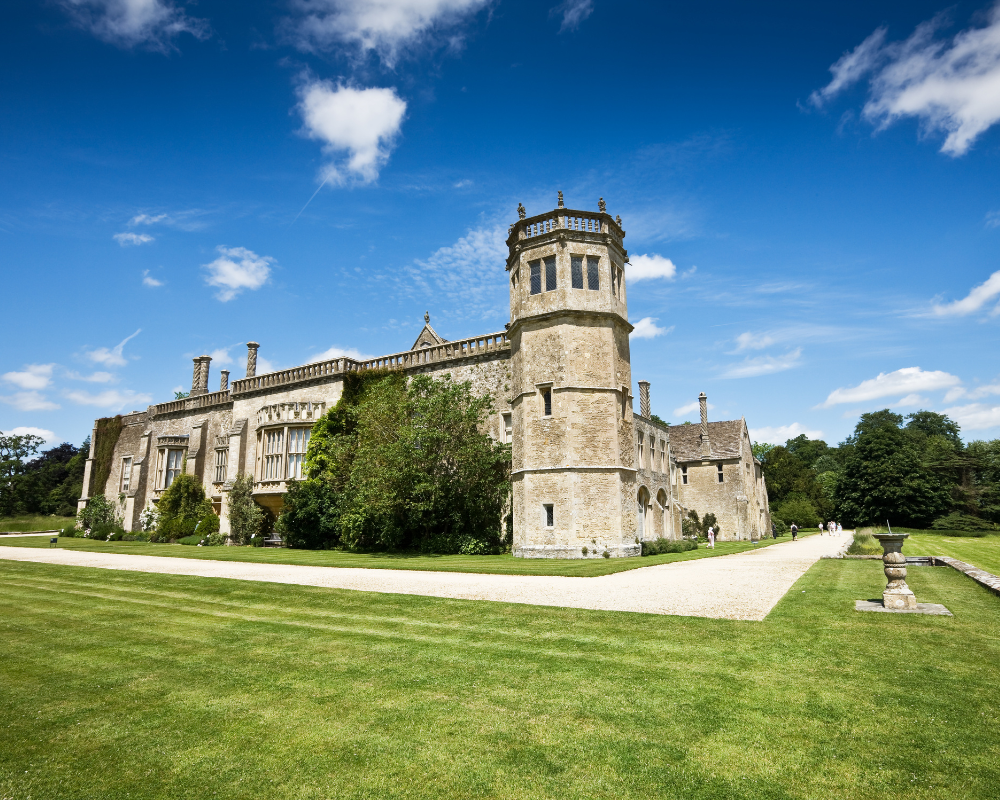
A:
[707,526,715,549]
[819,522,825,535]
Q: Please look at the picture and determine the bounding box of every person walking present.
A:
[771,521,777,539]
[790,522,798,541]
[707,526,716,549]
[837,522,843,534]
[818,522,825,536]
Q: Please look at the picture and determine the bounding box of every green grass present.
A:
[0,557,997,799]
[0,514,75,533]
[0,533,801,577]
[900,531,1000,575]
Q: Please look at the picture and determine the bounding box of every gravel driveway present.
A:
[0,534,848,619]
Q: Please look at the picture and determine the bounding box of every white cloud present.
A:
[673,400,715,418]
[142,269,163,287]
[0,427,59,446]
[626,253,677,282]
[0,391,60,411]
[931,270,1000,317]
[894,393,929,407]
[203,246,273,302]
[631,317,672,340]
[2,364,55,391]
[62,0,209,51]
[733,331,778,352]
[85,329,141,367]
[749,423,825,445]
[67,371,116,383]
[129,213,168,226]
[722,348,803,379]
[943,402,1000,430]
[298,80,407,185]
[820,367,961,407]
[65,388,153,411]
[550,0,593,33]
[288,0,490,64]
[986,210,1000,228]
[255,356,277,375]
[113,232,153,246]
[208,347,234,366]
[945,381,1000,402]
[309,345,375,363]
[810,5,1000,155]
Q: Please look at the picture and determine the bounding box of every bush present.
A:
[772,496,820,528]
[275,478,341,550]
[121,532,149,542]
[249,533,266,547]
[229,473,265,545]
[847,531,882,555]
[205,531,225,546]
[197,513,220,536]
[60,524,77,538]
[641,538,698,556]
[150,517,197,543]
[77,494,123,531]
[178,534,203,546]
[771,517,789,536]
[931,512,994,533]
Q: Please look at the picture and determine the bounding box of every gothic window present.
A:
[529,260,542,295]
[287,427,311,480]
[263,429,284,481]
[120,457,132,492]
[587,256,600,290]
[681,465,688,485]
[544,504,554,528]
[214,449,228,484]
[544,255,556,291]
[717,464,725,483]
[571,255,584,289]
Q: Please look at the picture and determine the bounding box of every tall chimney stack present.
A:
[220,370,230,392]
[191,355,211,397]
[246,342,260,378]
[699,392,711,456]
[638,380,650,418]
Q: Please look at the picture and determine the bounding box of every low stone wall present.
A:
[931,556,1000,598]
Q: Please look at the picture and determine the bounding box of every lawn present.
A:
[899,531,1000,576]
[0,533,804,577]
[0,557,996,799]
[0,514,74,533]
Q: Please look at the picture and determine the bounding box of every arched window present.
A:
[657,489,669,538]
[636,487,650,539]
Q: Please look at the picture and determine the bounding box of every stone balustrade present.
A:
[564,215,603,233]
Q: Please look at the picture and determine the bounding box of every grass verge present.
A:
[0,557,996,799]
[0,533,803,577]
[0,514,75,533]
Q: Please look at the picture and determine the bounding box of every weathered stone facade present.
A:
[80,195,767,556]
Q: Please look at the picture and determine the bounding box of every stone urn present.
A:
[873,533,917,610]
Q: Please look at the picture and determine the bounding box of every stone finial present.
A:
[424,311,430,324]
[615,214,622,227]
[517,202,526,220]
[638,380,650,418]
[246,342,260,378]
[598,197,607,213]
[557,190,564,208]
[220,370,230,392]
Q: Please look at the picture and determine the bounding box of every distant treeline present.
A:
[0,433,87,518]
[756,410,1000,531]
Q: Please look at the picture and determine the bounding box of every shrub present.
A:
[178,534,203,546]
[151,517,197,543]
[158,473,211,527]
[121,532,149,542]
[275,478,341,550]
[249,532,266,547]
[771,517,789,536]
[60,524,77,538]
[205,531,225,546]
[847,531,882,555]
[603,550,610,558]
[77,494,123,531]
[581,546,588,556]
[197,513,220,536]
[641,538,698,556]
[931,512,994,533]
[229,473,265,545]
[772,496,820,528]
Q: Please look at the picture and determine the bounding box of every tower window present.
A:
[717,464,725,483]
[587,256,600,290]
[544,255,556,291]
[529,260,541,295]
[502,412,512,443]
[542,388,552,417]
[571,255,584,289]
[544,504,554,528]
[638,432,644,467]
[681,465,688,485]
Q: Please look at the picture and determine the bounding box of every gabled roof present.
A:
[667,419,746,462]
[410,319,448,351]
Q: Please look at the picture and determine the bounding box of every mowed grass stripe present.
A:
[2,559,999,799]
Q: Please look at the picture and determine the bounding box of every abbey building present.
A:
[79,195,770,556]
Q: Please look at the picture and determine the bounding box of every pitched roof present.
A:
[410,322,448,351]
[667,419,745,462]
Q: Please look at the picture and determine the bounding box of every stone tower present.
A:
[507,195,637,558]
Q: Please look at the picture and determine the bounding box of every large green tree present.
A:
[0,432,44,516]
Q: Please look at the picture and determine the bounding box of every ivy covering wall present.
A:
[89,415,123,498]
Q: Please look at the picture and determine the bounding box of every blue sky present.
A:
[3,0,1000,450]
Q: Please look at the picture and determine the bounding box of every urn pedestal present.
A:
[873,533,917,610]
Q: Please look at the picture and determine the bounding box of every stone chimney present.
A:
[220,370,230,392]
[699,392,711,456]
[191,355,211,397]
[246,342,260,378]
[638,380,650,418]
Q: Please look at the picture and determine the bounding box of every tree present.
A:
[752,442,774,463]
[228,473,265,545]
[967,439,1000,522]
[905,411,962,448]
[0,432,44,516]
[152,471,214,541]
[773,495,820,527]
[785,434,829,469]
[760,445,831,519]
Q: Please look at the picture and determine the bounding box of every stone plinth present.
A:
[874,533,917,610]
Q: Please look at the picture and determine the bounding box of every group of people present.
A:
[819,521,843,536]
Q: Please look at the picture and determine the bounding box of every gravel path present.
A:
[0,534,849,619]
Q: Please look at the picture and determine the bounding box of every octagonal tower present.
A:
[507,195,638,558]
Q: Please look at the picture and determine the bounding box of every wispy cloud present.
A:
[2,364,55,391]
[930,270,1000,317]
[722,348,803,379]
[985,210,1000,228]
[65,388,153,411]
[0,426,59,446]
[85,329,141,367]
[631,318,672,339]
[203,246,273,302]
[749,422,824,445]
[297,80,407,186]
[810,4,1000,155]
[550,0,593,33]
[61,0,210,52]
[129,213,169,226]
[309,345,376,362]
[114,232,153,246]
[733,331,778,353]
[67,370,116,383]
[673,399,714,418]
[142,269,164,287]
[0,391,60,411]
[626,254,677,282]
[286,0,491,66]
[820,366,960,407]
